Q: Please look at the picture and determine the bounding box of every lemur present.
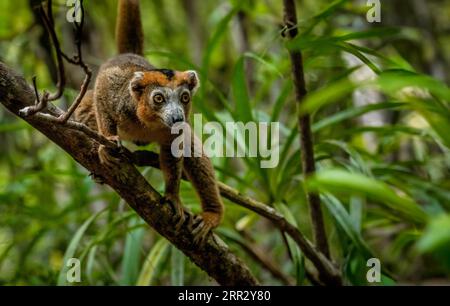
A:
[74,0,223,245]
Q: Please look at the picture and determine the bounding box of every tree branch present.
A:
[131,151,341,285]
[282,0,331,259]
[0,61,258,286]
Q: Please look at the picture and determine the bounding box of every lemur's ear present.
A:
[129,71,145,100]
[185,70,200,94]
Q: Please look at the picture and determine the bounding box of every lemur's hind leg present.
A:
[183,134,223,246]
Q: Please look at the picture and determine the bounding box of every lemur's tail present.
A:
[116,0,144,55]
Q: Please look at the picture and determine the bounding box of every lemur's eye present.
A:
[181,92,190,103]
[153,93,165,104]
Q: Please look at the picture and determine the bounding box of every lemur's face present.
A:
[130,69,199,128]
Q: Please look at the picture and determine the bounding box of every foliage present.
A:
[0,0,449,285]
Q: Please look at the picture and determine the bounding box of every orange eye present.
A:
[181,92,190,103]
[153,93,165,103]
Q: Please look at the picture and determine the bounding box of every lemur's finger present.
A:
[175,212,186,232]
[98,145,121,167]
[193,215,203,225]
[192,220,205,236]
[193,224,211,246]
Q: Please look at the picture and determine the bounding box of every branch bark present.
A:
[282,0,331,259]
[0,61,258,286]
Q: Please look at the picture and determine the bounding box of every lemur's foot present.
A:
[98,144,128,183]
[163,194,186,231]
[98,135,122,166]
[191,212,221,246]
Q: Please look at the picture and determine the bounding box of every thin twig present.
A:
[58,0,92,123]
[226,233,294,285]
[282,0,331,259]
[21,0,92,124]
[41,0,66,102]
[32,113,117,149]
[19,0,64,117]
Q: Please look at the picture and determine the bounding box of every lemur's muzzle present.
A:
[167,107,185,127]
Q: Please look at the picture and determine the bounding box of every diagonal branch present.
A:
[225,231,294,285]
[0,61,341,285]
[0,61,258,286]
[132,151,341,285]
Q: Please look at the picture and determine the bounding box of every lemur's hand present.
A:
[98,136,128,183]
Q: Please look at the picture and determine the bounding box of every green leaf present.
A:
[381,274,396,286]
[170,246,185,286]
[303,0,350,33]
[377,69,450,102]
[136,239,169,286]
[85,245,98,285]
[78,211,136,262]
[275,125,299,201]
[232,56,253,123]
[244,52,283,78]
[202,8,237,77]
[320,140,371,175]
[270,82,293,123]
[299,78,356,115]
[322,194,373,257]
[312,102,404,132]
[337,42,381,74]
[350,197,364,232]
[417,214,450,253]
[307,169,428,225]
[336,28,401,42]
[412,101,450,148]
[57,209,106,285]
[275,203,305,285]
[120,217,145,285]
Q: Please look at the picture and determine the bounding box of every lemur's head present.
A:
[129,69,199,128]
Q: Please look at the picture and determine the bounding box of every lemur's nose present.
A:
[171,114,184,125]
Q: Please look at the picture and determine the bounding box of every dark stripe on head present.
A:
[153,69,175,80]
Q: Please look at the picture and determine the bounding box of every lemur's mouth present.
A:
[162,115,185,129]
[169,118,185,127]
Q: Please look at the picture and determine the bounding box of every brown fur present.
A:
[74,0,223,237]
[116,0,143,55]
[74,89,97,131]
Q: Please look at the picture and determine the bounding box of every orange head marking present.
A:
[130,70,199,92]
[130,69,200,128]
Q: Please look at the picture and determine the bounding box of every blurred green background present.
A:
[0,0,449,285]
